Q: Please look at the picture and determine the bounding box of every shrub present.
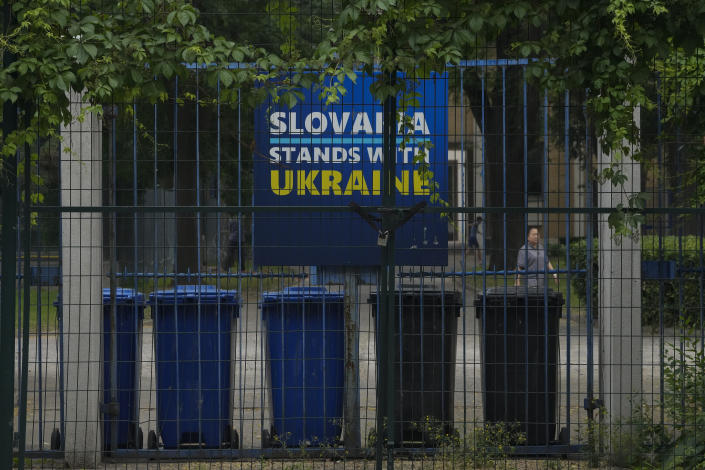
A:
[569,238,599,309]
[547,242,566,259]
[642,235,705,327]
[658,332,705,468]
[596,332,705,468]
[569,236,705,327]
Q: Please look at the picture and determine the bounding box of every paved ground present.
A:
[19,457,628,469]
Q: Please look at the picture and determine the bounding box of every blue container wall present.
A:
[153,302,236,449]
[102,301,144,450]
[263,296,345,447]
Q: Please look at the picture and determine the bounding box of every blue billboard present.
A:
[253,73,448,266]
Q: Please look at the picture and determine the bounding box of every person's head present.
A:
[527,227,540,247]
[476,216,483,223]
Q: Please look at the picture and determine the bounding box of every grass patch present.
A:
[15,286,59,332]
[112,263,308,306]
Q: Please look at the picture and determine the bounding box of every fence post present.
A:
[60,91,103,467]
[343,270,361,449]
[0,3,18,467]
[375,71,397,470]
[0,66,18,470]
[597,104,642,450]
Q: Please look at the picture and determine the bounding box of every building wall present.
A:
[447,92,589,245]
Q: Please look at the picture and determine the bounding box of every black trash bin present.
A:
[369,289,462,446]
[475,287,564,446]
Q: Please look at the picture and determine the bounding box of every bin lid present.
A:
[475,286,564,303]
[367,290,463,318]
[368,289,462,307]
[262,286,344,302]
[148,285,239,305]
[102,288,145,305]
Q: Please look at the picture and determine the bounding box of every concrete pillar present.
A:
[597,106,642,430]
[448,149,467,243]
[60,91,103,467]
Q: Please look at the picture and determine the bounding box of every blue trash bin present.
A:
[102,288,145,450]
[149,285,239,449]
[261,287,345,447]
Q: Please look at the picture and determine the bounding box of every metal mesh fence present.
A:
[2,5,705,469]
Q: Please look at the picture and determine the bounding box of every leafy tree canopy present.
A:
[2,0,704,229]
[0,0,295,169]
[307,0,705,233]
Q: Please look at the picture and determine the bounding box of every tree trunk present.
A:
[464,67,539,269]
[176,92,199,275]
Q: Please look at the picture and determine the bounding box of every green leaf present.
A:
[281,91,298,109]
[182,47,196,62]
[140,0,155,13]
[80,23,95,34]
[66,43,81,59]
[84,44,98,59]
[469,16,483,33]
[160,62,173,79]
[232,49,245,62]
[130,68,143,84]
[54,10,69,27]
[235,70,248,83]
[219,69,234,87]
[55,75,67,92]
[177,11,190,27]
[68,23,81,36]
[0,90,18,103]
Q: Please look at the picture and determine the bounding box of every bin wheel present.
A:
[261,429,270,448]
[127,425,143,449]
[269,426,283,448]
[148,430,159,450]
[50,428,61,450]
[223,426,239,449]
[230,428,239,449]
[367,428,387,448]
